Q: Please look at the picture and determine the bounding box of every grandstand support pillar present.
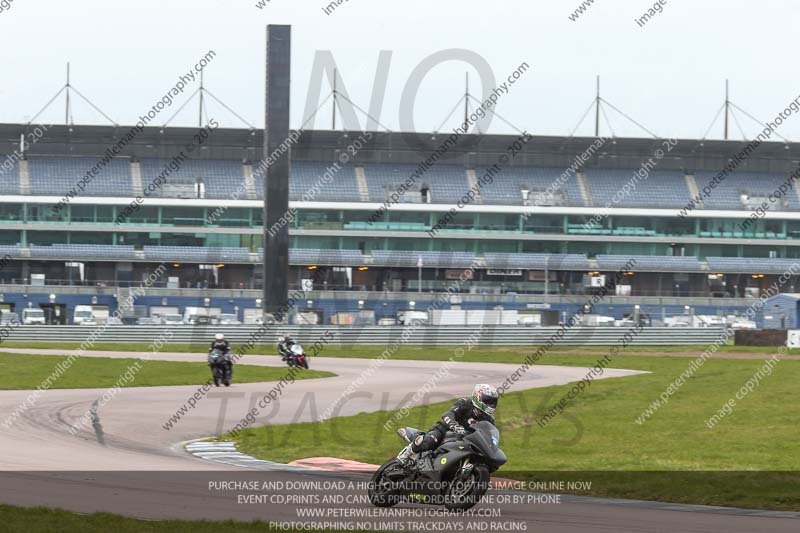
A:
[263,25,292,319]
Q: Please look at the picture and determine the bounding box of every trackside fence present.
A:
[1,325,727,346]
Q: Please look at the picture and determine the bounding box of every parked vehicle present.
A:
[73,305,94,326]
[160,314,184,326]
[183,306,221,324]
[22,308,46,325]
[218,313,241,325]
[0,312,20,325]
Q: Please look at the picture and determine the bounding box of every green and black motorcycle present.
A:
[368,421,506,511]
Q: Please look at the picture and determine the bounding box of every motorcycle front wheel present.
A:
[211,366,222,387]
[367,459,404,508]
[443,465,490,511]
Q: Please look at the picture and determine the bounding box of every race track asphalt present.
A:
[0,349,796,532]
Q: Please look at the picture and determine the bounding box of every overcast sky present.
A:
[1,0,799,141]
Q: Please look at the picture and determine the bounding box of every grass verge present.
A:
[0,352,333,390]
[1,341,796,360]
[223,351,799,511]
[0,505,354,533]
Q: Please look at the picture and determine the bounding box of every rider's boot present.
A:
[396,444,418,466]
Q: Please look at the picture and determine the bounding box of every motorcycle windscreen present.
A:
[208,348,226,364]
[465,421,507,468]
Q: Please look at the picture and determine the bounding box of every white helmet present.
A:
[215,333,225,341]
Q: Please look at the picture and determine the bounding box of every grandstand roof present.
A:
[2,122,800,173]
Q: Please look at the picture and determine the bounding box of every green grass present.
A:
[0,352,333,390]
[222,351,799,511]
[2,340,796,360]
[0,505,355,533]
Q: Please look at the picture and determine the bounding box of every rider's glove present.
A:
[450,424,467,436]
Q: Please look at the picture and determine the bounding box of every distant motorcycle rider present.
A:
[208,333,233,387]
[277,335,295,361]
[210,333,231,354]
[397,384,499,465]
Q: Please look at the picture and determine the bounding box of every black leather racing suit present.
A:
[278,340,295,360]
[410,397,495,454]
[210,339,231,354]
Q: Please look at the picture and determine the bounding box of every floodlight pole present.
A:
[332,68,337,130]
[464,72,469,126]
[594,75,600,137]
[65,63,71,125]
[199,70,205,127]
[724,79,729,140]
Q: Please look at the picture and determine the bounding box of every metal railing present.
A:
[0,325,728,346]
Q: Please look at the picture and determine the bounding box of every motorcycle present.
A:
[280,343,309,369]
[368,421,506,511]
[207,347,233,387]
[286,344,309,369]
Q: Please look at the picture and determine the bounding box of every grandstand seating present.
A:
[0,244,21,257]
[140,159,243,199]
[595,255,701,271]
[694,170,797,211]
[143,246,250,262]
[371,250,476,268]
[276,248,365,266]
[10,157,800,214]
[11,242,800,280]
[586,169,690,209]
[287,162,360,202]
[28,244,136,259]
[27,156,133,197]
[0,155,20,195]
[483,253,591,270]
[705,256,800,274]
[480,167,584,206]
[362,164,470,204]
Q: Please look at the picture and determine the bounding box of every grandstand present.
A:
[1,124,799,323]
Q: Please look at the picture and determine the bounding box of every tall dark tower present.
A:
[263,25,291,318]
